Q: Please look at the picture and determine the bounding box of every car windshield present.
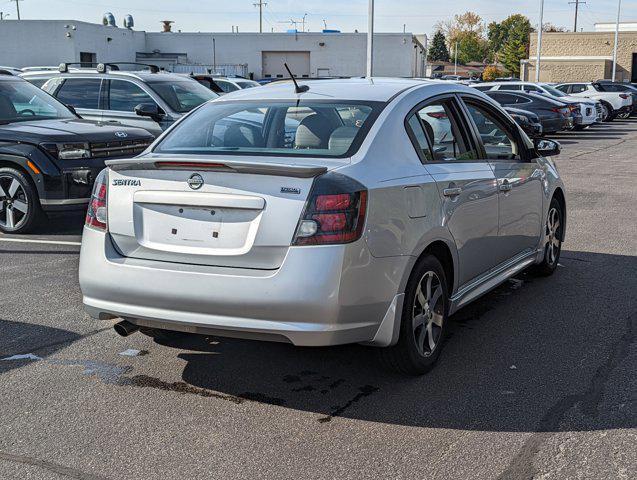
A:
[147,80,218,113]
[541,85,567,98]
[0,79,74,123]
[154,100,383,158]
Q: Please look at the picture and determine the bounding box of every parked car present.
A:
[591,81,637,118]
[22,63,219,136]
[554,82,632,121]
[503,106,543,138]
[484,90,573,135]
[191,75,260,95]
[0,74,153,233]
[79,78,566,375]
[474,81,602,127]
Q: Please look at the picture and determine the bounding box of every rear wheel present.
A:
[0,167,43,234]
[380,255,449,375]
[616,110,631,119]
[534,198,564,276]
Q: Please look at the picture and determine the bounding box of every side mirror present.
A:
[534,138,561,157]
[65,104,80,117]
[134,103,164,122]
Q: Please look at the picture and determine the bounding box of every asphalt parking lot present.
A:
[1,120,635,480]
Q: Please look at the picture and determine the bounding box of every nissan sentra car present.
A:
[79,78,566,374]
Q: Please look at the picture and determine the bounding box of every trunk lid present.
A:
[105,156,338,269]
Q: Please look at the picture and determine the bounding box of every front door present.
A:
[102,79,165,136]
[461,96,544,265]
[406,96,499,287]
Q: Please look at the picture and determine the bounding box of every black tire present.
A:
[533,197,564,276]
[0,167,43,234]
[380,255,449,375]
[573,125,587,131]
[600,102,614,122]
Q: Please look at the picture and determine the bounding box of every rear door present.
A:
[102,79,164,136]
[459,95,544,265]
[53,77,103,122]
[405,95,499,287]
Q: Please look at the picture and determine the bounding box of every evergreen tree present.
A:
[501,37,527,76]
[428,31,450,62]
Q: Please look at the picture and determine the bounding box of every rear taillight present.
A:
[85,169,108,231]
[292,173,367,246]
[619,93,629,99]
[552,107,570,117]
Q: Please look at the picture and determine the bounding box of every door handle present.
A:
[499,182,512,192]
[443,187,462,197]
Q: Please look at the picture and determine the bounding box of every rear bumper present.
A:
[79,227,407,346]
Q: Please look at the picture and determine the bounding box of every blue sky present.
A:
[4,0,636,34]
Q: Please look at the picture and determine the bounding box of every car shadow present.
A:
[0,319,83,374]
[141,250,636,432]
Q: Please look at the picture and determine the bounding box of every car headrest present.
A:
[223,123,263,148]
[294,113,333,149]
[421,119,435,144]
[0,95,17,120]
[328,126,358,153]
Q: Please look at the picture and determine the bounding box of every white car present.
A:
[554,83,632,121]
[474,81,602,126]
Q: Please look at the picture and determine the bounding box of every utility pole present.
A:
[535,0,545,82]
[11,0,21,20]
[367,0,374,77]
[568,0,586,33]
[253,1,267,34]
[612,0,622,81]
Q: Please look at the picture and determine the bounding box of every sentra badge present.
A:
[112,179,141,186]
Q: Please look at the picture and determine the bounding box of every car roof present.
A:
[216,77,448,102]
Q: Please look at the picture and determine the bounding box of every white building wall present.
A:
[0,20,418,78]
[144,32,415,78]
[0,20,144,68]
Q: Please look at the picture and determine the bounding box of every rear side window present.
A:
[522,85,542,93]
[108,80,154,112]
[555,85,569,93]
[488,92,520,105]
[472,85,492,92]
[56,78,101,109]
[570,84,588,93]
[406,99,478,163]
[216,80,240,93]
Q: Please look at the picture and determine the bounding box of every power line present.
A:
[568,0,586,32]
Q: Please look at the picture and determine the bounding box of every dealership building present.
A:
[521,23,637,83]
[0,19,427,79]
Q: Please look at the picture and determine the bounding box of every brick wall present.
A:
[527,31,637,82]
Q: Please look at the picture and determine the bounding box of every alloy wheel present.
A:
[601,104,610,121]
[0,174,29,231]
[545,207,562,266]
[412,271,444,357]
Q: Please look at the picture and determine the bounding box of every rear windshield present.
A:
[154,100,383,158]
[147,80,218,113]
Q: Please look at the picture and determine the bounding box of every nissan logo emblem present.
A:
[115,131,128,138]
[187,173,204,190]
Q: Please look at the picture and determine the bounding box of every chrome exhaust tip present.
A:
[113,320,139,337]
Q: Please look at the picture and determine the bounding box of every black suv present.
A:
[0,74,154,233]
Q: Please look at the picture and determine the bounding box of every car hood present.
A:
[0,118,154,144]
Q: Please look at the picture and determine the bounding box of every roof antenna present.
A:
[284,62,309,93]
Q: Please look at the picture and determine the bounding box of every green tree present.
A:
[487,14,532,72]
[453,31,488,64]
[501,37,527,76]
[428,30,450,62]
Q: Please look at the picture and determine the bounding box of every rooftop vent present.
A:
[123,15,134,30]
[102,12,117,28]
[161,20,174,33]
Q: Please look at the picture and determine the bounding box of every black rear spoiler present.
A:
[105,157,328,179]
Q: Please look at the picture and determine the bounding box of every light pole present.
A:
[367,0,374,78]
[535,0,544,82]
[612,0,622,81]
[454,41,458,75]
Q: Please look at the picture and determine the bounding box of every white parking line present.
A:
[0,237,81,246]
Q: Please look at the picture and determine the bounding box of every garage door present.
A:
[262,51,310,79]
